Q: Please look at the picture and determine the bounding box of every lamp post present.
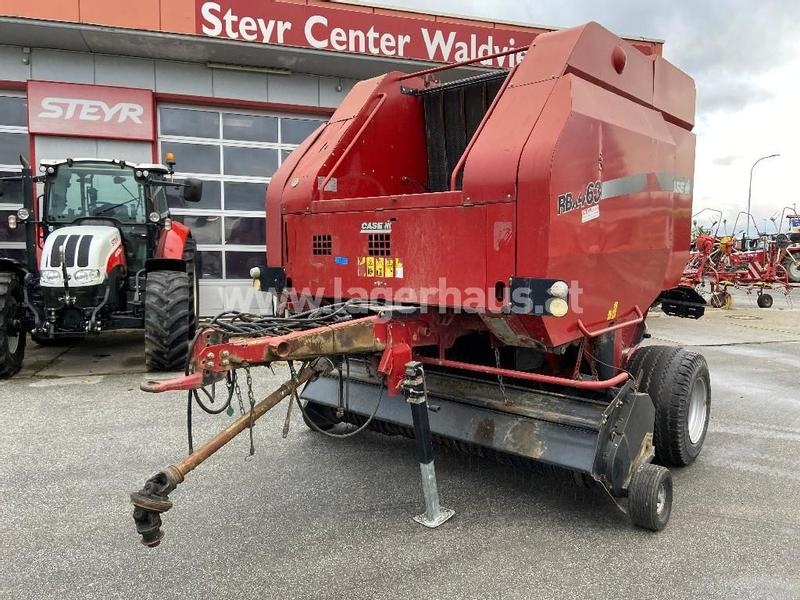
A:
[746,153,780,237]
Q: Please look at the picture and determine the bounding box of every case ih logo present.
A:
[27,81,154,141]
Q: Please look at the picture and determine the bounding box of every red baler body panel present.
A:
[265,22,696,349]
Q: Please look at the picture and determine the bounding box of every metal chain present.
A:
[493,347,511,406]
[244,364,256,456]
[234,371,246,416]
[282,361,298,438]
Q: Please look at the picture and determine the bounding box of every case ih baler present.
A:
[132,22,710,545]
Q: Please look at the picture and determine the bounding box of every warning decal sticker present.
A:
[357,257,404,278]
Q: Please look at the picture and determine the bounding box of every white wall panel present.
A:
[268,73,319,106]
[212,69,268,102]
[31,49,94,84]
[155,60,213,96]
[35,136,97,160]
[95,55,155,89]
[96,140,152,163]
[0,45,31,81]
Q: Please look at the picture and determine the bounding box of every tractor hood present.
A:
[39,225,126,288]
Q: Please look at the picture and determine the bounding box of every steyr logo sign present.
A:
[38,98,145,124]
[27,81,154,141]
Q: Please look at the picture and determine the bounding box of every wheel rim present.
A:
[656,483,667,516]
[5,297,19,355]
[688,376,708,444]
[787,260,800,281]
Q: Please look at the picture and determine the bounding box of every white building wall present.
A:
[0,44,357,108]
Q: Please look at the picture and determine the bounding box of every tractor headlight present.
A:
[16,207,30,221]
[40,269,61,284]
[73,269,103,284]
[149,211,161,223]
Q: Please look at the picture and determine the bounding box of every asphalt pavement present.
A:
[1,299,798,600]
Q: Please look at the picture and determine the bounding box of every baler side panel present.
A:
[284,206,490,307]
[662,123,696,288]
[516,75,683,347]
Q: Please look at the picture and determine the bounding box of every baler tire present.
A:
[144,270,193,371]
[652,348,710,466]
[301,401,341,431]
[628,463,672,531]
[627,345,710,466]
[756,293,773,309]
[0,271,26,378]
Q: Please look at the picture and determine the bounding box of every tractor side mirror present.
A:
[182,178,203,203]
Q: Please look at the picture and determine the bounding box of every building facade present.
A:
[0,0,660,313]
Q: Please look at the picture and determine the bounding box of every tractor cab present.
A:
[40,159,182,273]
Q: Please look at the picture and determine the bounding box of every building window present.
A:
[158,105,324,281]
[0,93,29,261]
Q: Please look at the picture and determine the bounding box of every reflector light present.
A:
[546,298,569,317]
[548,281,569,299]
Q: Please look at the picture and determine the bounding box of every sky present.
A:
[366,0,800,235]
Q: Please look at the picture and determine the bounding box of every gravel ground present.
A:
[0,304,798,600]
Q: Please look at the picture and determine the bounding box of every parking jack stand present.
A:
[402,361,455,528]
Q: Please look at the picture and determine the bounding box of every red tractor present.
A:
[0,156,203,377]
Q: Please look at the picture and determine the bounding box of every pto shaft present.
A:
[130,360,329,547]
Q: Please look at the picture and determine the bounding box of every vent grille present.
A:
[368,233,391,256]
[312,234,332,255]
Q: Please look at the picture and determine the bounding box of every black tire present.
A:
[301,401,341,431]
[627,345,711,466]
[144,270,193,371]
[756,293,773,309]
[782,257,800,284]
[628,463,672,531]
[0,271,26,378]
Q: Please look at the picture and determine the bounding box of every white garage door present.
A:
[157,104,324,316]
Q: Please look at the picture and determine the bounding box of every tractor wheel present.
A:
[756,293,773,309]
[301,401,341,431]
[144,270,194,371]
[782,257,800,284]
[628,463,672,531]
[627,345,711,467]
[0,271,26,378]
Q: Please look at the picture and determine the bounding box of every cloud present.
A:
[372,0,800,115]
[713,154,742,167]
[699,81,774,113]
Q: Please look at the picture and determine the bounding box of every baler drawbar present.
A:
[131,22,711,545]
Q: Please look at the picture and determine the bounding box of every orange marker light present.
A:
[165,152,175,162]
